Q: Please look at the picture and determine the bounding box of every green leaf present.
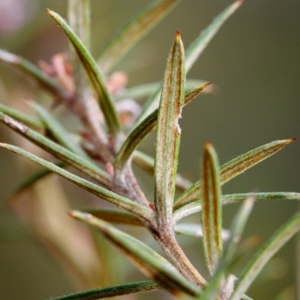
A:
[97,0,180,73]
[84,208,143,226]
[154,31,185,228]
[114,79,211,101]
[0,49,68,100]
[67,0,93,113]
[201,143,222,275]
[174,139,296,210]
[175,223,230,240]
[223,195,255,264]
[185,0,244,71]
[0,143,154,223]
[48,280,159,300]
[0,112,111,187]
[47,9,121,140]
[115,83,209,172]
[32,102,89,159]
[199,196,254,300]
[136,0,243,125]
[84,208,231,239]
[221,192,300,205]
[230,211,300,300]
[0,103,43,129]
[174,192,300,223]
[133,150,192,192]
[70,211,200,298]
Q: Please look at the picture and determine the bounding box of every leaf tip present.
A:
[69,210,93,221]
[236,0,246,6]
[204,141,213,149]
[204,82,211,89]
[286,138,296,145]
[175,29,181,41]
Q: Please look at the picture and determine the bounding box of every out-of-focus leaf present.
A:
[48,280,159,300]
[154,31,185,228]
[133,150,192,192]
[114,79,211,101]
[0,49,68,99]
[185,0,244,71]
[175,223,230,240]
[9,162,65,203]
[201,143,222,275]
[231,211,300,300]
[47,9,121,140]
[85,208,230,239]
[0,143,154,223]
[0,103,43,129]
[136,0,243,125]
[115,83,209,172]
[223,195,255,264]
[70,211,200,298]
[174,139,296,210]
[0,112,111,187]
[97,0,180,73]
[32,102,89,159]
[199,197,254,300]
[84,208,143,226]
[173,192,300,223]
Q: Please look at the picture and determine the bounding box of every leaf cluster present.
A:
[0,1,299,299]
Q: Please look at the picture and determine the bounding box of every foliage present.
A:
[0,1,299,299]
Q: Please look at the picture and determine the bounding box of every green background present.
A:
[0,1,299,299]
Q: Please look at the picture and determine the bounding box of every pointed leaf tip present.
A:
[69,210,93,221]
[176,30,181,39]
[237,0,246,5]
[205,141,213,149]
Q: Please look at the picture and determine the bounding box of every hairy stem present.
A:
[152,225,207,288]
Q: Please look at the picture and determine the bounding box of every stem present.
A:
[153,225,207,288]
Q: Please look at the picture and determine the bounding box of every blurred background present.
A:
[0,0,299,299]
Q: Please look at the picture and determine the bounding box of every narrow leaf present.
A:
[0,112,111,187]
[201,142,222,275]
[136,0,243,124]
[0,143,153,223]
[175,223,230,240]
[231,211,300,300]
[199,197,254,300]
[0,49,68,99]
[185,0,244,71]
[48,280,159,300]
[115,83,209,171]
[98,0,180,73]
[70,211,200,297]
[0,103,43,129]
[84,208,230,240]
[133,150,192,192]
[223,195,255,264]
[154,31,185,228]
[114,79,210,101]
[85,208,143,226]
[174,139,296,210]
[47,9,121,139]
[174,192,300,223]
[32,102,89,158]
